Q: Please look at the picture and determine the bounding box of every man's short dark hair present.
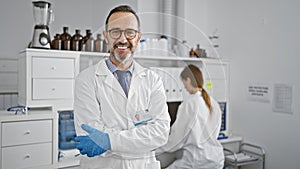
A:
[105,5,140,31]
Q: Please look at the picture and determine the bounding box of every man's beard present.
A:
[112,41,134,64]
[112,50,133,64]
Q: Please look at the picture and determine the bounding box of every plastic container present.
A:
[58,111,76,150]
[139,39,147,56]
[158,35,168,56]
[178,40,189,57]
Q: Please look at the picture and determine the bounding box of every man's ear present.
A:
[136,32,142,44]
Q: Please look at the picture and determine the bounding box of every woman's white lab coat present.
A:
[156,91,224,169]
[74,59,170,169]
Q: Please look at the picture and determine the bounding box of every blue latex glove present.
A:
[82,124,111,151]
[74,124,111,157]
[75,136,106,157]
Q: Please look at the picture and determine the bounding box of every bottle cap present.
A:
[160,35,167,39]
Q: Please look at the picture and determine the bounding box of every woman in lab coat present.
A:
[156,64,224,169]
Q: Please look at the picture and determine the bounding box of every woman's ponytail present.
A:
[201,88,212,113]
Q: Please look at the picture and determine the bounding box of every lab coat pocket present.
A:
[145,160,161,169]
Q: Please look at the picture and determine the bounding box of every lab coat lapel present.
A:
[126,61,147,128]
[95,59,127,98]
[128,61,146,98]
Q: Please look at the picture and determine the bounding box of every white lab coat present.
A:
[74,59,171,169]
[156,91,224,169]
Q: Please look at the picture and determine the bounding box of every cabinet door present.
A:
[32,57,74,78]
[2,120,52,147]
[32,79,74,100]
[2,143,52,169]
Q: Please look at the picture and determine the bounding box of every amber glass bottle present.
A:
[82,29,94,51]
[102,38,108,53]
[189,48,196,57]
[51,34,61,50]
[60,27,71,50]
[70,29,83,51]
[94,34,104,52]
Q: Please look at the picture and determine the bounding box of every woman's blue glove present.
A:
[75,136,106,157]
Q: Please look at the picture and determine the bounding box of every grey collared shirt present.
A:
[105,59,134,93]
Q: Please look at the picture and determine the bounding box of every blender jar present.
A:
[32,1,52,26]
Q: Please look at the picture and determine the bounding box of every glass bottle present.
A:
[70,29,83,51]
[102,38,108,53]
[189,48,196,57]
[195,44,201,58]
[94,34,103,52]
[51,33,61,50]
[82,30,94,52]
[81,29,90,51]
[60,27,71,50]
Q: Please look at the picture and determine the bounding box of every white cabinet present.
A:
[18,49,80,108]
[0,110,54,169]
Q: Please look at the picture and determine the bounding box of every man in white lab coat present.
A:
[74,5,170,169]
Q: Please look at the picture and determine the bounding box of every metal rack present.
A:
[224,142,265,169]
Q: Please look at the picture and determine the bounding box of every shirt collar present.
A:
[105,58,134,74]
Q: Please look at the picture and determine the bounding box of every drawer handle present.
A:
[24,154,31,159]
[24,130,31,135]
[51,66,56,70]
[51,88,56,91]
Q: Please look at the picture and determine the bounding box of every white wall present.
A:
[1,1,300,168]
[136,0,160,35]
[0,0,137,58]
[182,0,300,169]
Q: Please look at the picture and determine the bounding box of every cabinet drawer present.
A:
[0,59,18,72]
[2,120,52,147]
[32,57,74,78]
[2,143,52,169]
[32,79,74,100]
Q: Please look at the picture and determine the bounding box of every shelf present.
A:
[21,48,109,57]
[21,48,227,62]
[219,135,243,144]
[134,55,203,61]
[58,149,80,168]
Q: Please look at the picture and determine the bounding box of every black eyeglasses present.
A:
[108,28,139,40]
